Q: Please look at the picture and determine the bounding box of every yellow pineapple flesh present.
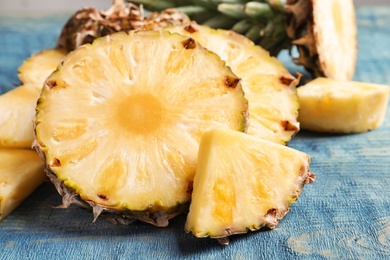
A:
[0,85,42,148]
[18,48,66,88]
[0,149,45,221]
[298,77,390,133]
[165,22,300,144]
[186,127,314,243]
[34,30,248,226]
[311,0,357,80]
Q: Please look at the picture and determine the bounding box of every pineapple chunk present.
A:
[298,77,390,133]
[0,149,45,221]
[312,0,357,80]
[165,23,300,144]
[186,128,314,242]
[18,48,66,88]
[0,49,65,149]
[34,30,248,226]
[0,85,41,148]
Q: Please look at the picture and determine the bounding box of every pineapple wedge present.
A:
[298,77,390,133]
[34,30,248,226]
[0,149,45,221]
[165,22,300,145]
[186,128,314,243]
[0,49,65,149]
[18,48,66,88]
[0,85,42,148]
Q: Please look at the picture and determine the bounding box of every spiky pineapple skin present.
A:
[57,1,190,52]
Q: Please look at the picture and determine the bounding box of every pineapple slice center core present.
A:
[116,93,165,134]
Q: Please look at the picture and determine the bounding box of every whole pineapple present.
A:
[131,0,357,80]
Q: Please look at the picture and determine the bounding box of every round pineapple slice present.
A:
[34,30,248,226]
[298,77,390,133]
[186,127,314,243]
[18,48,67,88]
[165,22,300,144]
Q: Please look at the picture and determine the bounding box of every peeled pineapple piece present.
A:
[0,85,42,148]
[34,30,248,226]
[0,149,45,221]
[186,128,314,243]
[0,49,65,149]
[18,48,66,88]
[298,77,390,133]
[166,22,300,144]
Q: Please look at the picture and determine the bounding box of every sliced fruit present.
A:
[166,22,300,144]
[185,127,314,244]
[18,48,66,88]
[0,149,45,221]
[298,77,390,133]
[34,30,248,226]
[0,85,41,148]
[134,0,358,80]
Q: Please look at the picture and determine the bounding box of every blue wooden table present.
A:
[1,6,389,260]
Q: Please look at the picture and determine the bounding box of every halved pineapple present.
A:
[298,77,390,133]
[34,30,248,226]
[0,85,42,148]
[18,48,67,88]
[165,22,300,144]
[0,149,45,221]
[186,127,314,244]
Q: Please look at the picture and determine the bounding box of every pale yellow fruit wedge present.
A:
[0,149,45,221]
[0,85,41,148]
[18,48,66,88]
[298,77,390,133]
[185,128,314,243]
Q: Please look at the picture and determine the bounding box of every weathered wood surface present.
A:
[0,6,389,260]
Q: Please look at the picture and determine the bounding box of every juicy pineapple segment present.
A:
[0,85,42,148]
[165,22,300,144]
[313,0,357,80]
[18,48,66,88]
[186,128,314,240]
[34,30,248,225]
[298,77,390,133]
[0,149,45,221]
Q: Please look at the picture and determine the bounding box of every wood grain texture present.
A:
[1,6,389,260]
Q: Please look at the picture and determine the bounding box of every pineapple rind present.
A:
[185,127,314,239]
[298,77,390,133]
[34,30,248,226]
